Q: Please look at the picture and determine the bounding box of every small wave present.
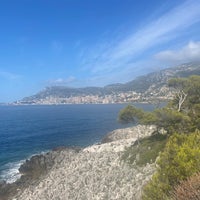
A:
[0,160,24,183]
[0,150,50,184]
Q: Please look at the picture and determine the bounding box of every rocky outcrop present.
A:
[12,125,156,200]
[19,147,81,180]
[0,181,11,200]
[14,151,155,200]
[0,148,80,200]
[102,125,157,143]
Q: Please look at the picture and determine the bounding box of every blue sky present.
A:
[0,0,200,102]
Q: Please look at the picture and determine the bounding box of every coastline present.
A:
[1,125,157,200]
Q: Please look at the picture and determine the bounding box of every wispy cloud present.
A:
[0,71,21,80]
[155,41,200,64]
[51,40,63,53]
[80,0,200,83]
[48,76,76,85]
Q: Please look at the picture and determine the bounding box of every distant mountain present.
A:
[104,62,200,93]
[16,62,200,104]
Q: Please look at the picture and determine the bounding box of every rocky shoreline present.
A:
[1,125,157,200]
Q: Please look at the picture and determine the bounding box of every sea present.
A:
[0,103,157,183]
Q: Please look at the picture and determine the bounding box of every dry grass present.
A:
[171,172,200,200]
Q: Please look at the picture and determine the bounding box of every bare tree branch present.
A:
[177,90,187,112]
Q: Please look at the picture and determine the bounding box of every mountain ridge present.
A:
[15,62,200,104]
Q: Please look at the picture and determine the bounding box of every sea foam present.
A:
[0,160,24,183]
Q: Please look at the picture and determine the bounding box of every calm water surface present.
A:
[0,103,156,182]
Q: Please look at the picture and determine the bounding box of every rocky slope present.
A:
[11,125,156,200]
[101,125,157,143]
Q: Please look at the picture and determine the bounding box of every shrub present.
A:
[142,131,200,200]
[122,133,167,166]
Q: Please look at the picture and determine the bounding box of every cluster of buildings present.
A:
[15,91,141,105]
[14,88,174,105]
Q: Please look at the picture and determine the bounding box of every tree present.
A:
[119,76,200,135]
[118,76,200,199]
[168,78,188,112]
[152,108,191,134]
[169,76,200,112]
[118,105,144,144]
[118,105,144,124]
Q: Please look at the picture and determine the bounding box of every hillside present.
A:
[15,62,200,105]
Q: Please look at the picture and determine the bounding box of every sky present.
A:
[0,0,200,102]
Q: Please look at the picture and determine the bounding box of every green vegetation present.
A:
[142,132,200,200]
[122,134,167,166]
[118,75,200,199]
[119,75,200,134]
[118,104,144,124]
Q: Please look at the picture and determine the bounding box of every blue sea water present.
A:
[0,103,156,183]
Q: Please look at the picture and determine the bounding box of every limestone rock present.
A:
[12,125,156,200]
[102,125,157,143]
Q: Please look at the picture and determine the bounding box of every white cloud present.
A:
[80,0,200,80]
[155,41,200,64]
[111,1,200,60]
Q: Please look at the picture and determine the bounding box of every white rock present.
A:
[13,125,156,200]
